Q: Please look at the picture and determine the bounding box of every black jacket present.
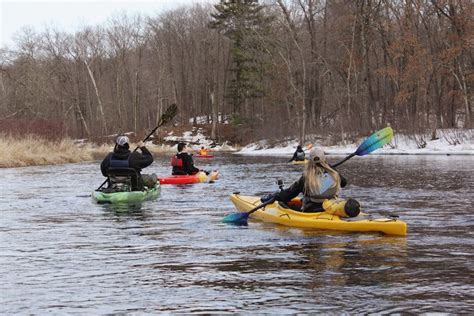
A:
[101,146,153,177]
[172,152,200,175]
[289,148,305,162]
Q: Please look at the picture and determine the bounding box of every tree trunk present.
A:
[210,89,218,140]
[84,60,107,135]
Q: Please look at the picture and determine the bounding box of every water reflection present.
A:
[100,203,151,220]
[0,155,472,313]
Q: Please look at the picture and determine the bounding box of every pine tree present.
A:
[209,0,273,115]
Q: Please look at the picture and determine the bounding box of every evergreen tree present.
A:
[209,0,273,115]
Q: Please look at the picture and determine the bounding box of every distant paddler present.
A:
[198,146,209,156]
[288,144,313,164]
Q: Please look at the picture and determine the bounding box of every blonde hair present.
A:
[303,158,341,196]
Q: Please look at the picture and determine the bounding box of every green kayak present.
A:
[92,183,161,204]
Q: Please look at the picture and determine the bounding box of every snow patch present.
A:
[237,129,474,156]
[163,126,236,151]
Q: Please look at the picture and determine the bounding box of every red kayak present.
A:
[157,171,219,185]
[195,155,214,158]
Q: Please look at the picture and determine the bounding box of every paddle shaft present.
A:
[331,153,355,169]
[246,198,276,216]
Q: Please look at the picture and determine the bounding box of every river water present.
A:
[1,154,473,313]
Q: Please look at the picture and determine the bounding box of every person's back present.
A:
[171,142,200,175]
[289,145,305,162]
[198,147,208,156]
[266,148,347,212]
[100,136,155,191]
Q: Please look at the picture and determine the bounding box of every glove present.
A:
[260,193,277,203]
[137,141,145,148]
[340,174,347,188]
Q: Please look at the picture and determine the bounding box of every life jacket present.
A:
[109,154,131,168]
[107,153,136,190]
[303,173,338,204]
[199,149,208,156]
[296,151,305,160]
[171,155,183,167]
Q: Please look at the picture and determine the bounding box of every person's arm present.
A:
[288,151,297,162]
[275,176,304,201]
[182,154,200,174]
[100,153,111,177]
[132,147,154,170]
[331,167,347,188]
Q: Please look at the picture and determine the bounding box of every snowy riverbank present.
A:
[237,129,474,156]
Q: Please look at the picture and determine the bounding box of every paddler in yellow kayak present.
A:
[288,145,306,162]
[262,148,358,215]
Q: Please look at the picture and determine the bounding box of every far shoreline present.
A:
[1,129,472,168]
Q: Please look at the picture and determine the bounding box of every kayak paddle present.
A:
[222,197,276,225]
[223,127,394,225]
[331,126,394,168]
[97,103,178,190]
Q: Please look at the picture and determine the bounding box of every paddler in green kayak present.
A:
[100,135,157,192]
[261,148,358,215]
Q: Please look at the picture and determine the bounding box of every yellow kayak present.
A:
[230,194,407,236]
[290,160,308,165]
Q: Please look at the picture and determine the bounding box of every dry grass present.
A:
[0,134,110,168]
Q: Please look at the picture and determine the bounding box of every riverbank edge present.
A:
[1,131,473,168]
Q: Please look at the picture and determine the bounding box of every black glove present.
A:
[340,174,347,188]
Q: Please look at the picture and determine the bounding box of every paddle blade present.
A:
[160,103,178,125]
[355,127,393,156]
[222,212,250,225]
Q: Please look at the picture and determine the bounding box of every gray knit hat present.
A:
[308,148,325,162]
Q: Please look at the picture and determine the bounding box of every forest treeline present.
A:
[0,0,472,145]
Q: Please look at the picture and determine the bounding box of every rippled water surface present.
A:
[1,154,473,313]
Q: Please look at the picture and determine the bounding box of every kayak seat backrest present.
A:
[107,167,143,191]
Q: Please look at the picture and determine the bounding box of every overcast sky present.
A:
[0,0,214,48]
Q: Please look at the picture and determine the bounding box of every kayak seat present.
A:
[279,201,302,212]
[279,198,325,213]
[107,167,143,191]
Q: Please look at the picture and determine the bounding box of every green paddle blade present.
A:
[355,127,394,156]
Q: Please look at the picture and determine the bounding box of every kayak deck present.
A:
[230,194,407,236]
[92,183,161,204]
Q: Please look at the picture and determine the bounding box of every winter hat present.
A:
[308,148,325,162]
[116,135,129,147]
